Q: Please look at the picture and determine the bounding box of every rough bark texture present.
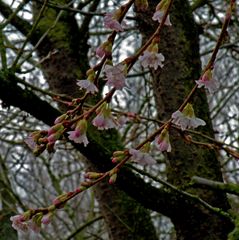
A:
[137,0,233,239]
[32,1,158,239]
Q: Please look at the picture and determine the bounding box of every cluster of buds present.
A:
[24,122,66,155]
[10,210,53,233]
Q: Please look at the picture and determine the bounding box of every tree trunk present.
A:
[32,1,158,239]
[136,0,233,239]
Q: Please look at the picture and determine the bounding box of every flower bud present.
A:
[48,123,64,136]
[109,173,117,184]
[52,193,68,209]
[80,181,92,188]
[112,151,126,163]
[85,172,104,179]
[54,114,68,124]
[96,40,112,58]
[41,212,53,225]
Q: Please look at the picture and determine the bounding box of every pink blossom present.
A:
[92,103,118,130]
[152,10,172,26]
[10,215,28,232]
[41,213,52,225]
[195,69,219,94]
[129,148,156,165]
[96,41,112,58]
[76,79,98,94]
[155,129,171,152]
[196,79,219,94]
[139,50,165,70]
[92,113,117,130]
[104,13,124,32]
[104,63,126,90]
[67,119,89,146]
[96,46,107,58]
[172,104,206,130]
[68,129,89,146]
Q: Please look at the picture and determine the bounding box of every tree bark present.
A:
[31,1,158,239]
[137,0,233,239]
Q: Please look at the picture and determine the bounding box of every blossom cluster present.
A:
[10,212,52,233]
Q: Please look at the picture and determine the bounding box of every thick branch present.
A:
[0,70,60,125]
[0,70,224,221]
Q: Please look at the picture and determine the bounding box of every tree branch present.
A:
[192,176,239,196]
[0,0,41,45]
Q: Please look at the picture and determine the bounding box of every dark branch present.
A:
[0,0,42,45]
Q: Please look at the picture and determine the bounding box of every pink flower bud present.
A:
[54,114,68,124]
[109,173,117,184]
[41,213,52,225]
[96,40,112,58]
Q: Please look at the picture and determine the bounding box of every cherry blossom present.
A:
[76,79,98,94]
[41,213,52,225]
[77,69,98,94]
[152,10,172,26]
[67,119,89,146]
[129,148,156,165]
[155,128,172,152]
[139,50,165,70]
[196,69,219,94]
[104,12,124,32]
[92,112,117,130]
[10,215,41,233]
[96,40,112,58]
[172,103,206,130]
[10,215,28,232]
[104,63,126,90]
[92,103,118,130]
[152,0,172,26]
